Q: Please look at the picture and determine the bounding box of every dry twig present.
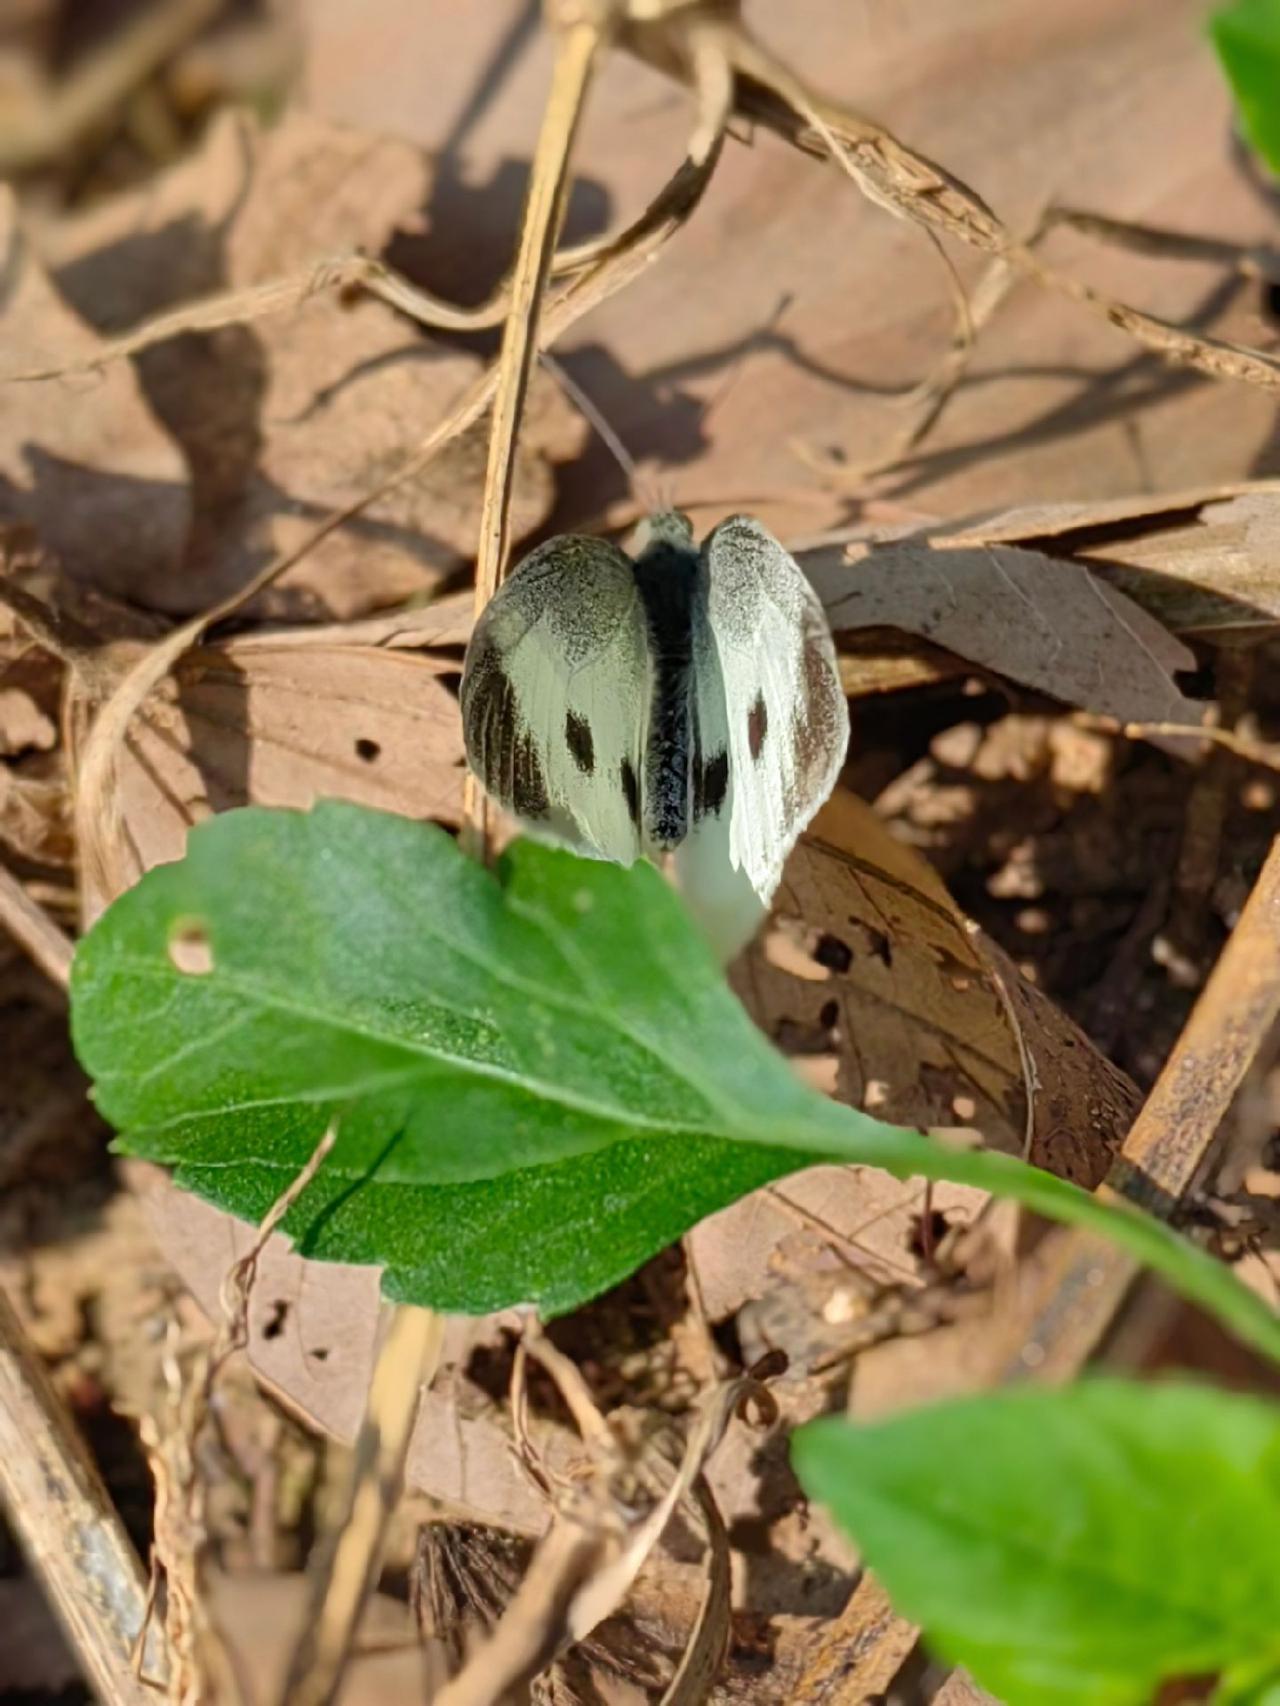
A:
[0,1285,162,1705]
[0,860,74,989]
[281,1304,444,1706]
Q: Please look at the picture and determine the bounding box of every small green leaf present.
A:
[1212,0,1280,173]
[794,1380,1280,1706]
[69,804,1280,1348]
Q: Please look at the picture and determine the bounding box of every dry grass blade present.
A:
[465,14,605,852]
[474,18,603,607]
[281,1304,444,1706]
[658,1476,730,1706]
[0,1284,162,1705]
[0,860,74,989]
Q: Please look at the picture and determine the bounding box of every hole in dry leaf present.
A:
[355,737,381,763]
[908,1210,951,1261]
[167,919,213,976]
[262,1299,289,1340]
[438,671,463,700]
[812,933,852,974]
[309,1347,330,1363]
[1264,279,1280,326]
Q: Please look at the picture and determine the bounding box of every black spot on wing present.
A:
[695,750,729,816]
[620,756,641,827]
[565,710,595,776]
[747,691,769,761]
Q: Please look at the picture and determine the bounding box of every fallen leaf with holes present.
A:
[0,190,190,603]
[689,788,1140,1323]
[93,594,474,891]
[803,532,1202,726]
[19,109,582,617]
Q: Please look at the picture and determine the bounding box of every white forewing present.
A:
[695,514,847,904]
[460,534,650,864]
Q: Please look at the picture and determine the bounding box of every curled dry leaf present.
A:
[690,788,1140,1323]
[17,109,582,617]
[940,480,1280,641]
[803,531,1203,727]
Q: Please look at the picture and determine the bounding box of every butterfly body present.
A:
[461,511,847,935]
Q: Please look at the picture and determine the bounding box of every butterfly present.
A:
[460,511,848,954]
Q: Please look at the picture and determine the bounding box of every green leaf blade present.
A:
[794,1380,1280,1706]
[69,803,1280,1348]
[1212,0,1280,173]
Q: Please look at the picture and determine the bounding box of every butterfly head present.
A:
[629,509,695,558]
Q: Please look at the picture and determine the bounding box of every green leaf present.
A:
[1211,0,1280,173]
[69,804,1280,1348]
[793,1380,1280,1706]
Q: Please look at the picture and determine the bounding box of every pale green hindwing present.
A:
[461,533,649,864]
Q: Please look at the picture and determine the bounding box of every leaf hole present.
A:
[812,933,853,974]
[262,1299,289,1340]
[438,670,464,700]
[355,737,381,762]
[168,919,213,976]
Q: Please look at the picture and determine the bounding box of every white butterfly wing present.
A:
[692,514,848,905]
[461,535,649,863]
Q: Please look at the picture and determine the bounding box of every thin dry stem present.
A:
[0,860,74,989]
[465,17,604,855]
[659,1476,730,1706]
[474,19,604,604]
[281,1304,444,1706]
[216,1123,339,1364]
[0,1284,162,1704]
[629,16,1280,400]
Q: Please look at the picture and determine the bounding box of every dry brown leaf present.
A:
[22,109,582,617]
[0,767,71,868]
[135,1165,552,1537]
[689,788,1139,1325]
[942,482,1280,640]
[115,618,470,876]
[0,189,190,600]
[304,1,1279,538]
[803,533,1202,725]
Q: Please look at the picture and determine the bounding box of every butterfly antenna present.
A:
[538,350,663,514]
